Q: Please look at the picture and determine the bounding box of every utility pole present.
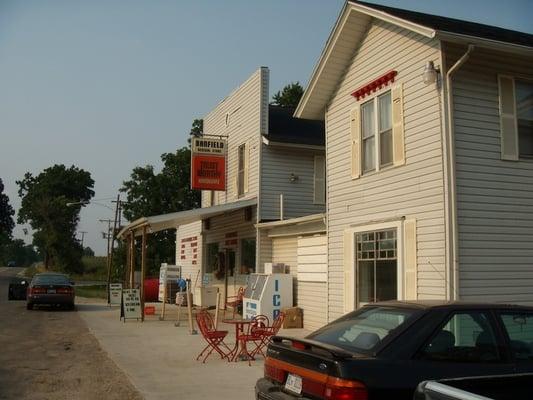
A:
[99,219,113,298]
[79,231,88,248]
[107,194,121,303]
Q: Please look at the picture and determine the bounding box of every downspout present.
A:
[445,44,474,301]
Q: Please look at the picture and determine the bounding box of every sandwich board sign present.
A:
[109,283,122,306]
[121,289,141,321]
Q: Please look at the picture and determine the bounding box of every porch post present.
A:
[130,231,135,288]
[124,234,131,288]
[141,226,147,321]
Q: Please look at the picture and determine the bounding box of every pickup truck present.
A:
[414,374,533,400]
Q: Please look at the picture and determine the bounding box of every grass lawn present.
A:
[75,285,107,299]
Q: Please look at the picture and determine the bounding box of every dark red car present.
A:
[27,273,75,310]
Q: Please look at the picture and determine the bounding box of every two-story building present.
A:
[120,67,329,330]
[294,0,533,321]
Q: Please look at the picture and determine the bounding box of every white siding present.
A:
[446,44,533,305]
[261,147,326,220]
[271,235,327,331]
[175,221,202,282]
[326,20,446,320]
[298,235,327,282]
[201,67,268,208]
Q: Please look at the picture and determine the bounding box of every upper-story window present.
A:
[361,91,393,173]
[237,143,247,197]
[498,76,533,160]
[351,83,403,180]
[516,80,533,158]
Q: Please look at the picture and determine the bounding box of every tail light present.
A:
[30,287,46,294]
[264,357,286,383]
[324,377,368,400]
[57,287,73,294]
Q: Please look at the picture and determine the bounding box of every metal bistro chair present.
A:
[196,311,231,363]
[236,315,269,366]
[256,311,286,355]
[224,286,245,318]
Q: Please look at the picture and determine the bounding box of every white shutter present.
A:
[204,191,211,207]
[343,230,354,313]
[392,83,405,166]
[244,142,250,193]
[313,155,326,204]
[498,75,519,161]
[403,219,417,300]
[232,175,238,198]
[350,106,361,179]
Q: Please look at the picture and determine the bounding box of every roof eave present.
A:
[262,135,325,150]
[436,31,533,56]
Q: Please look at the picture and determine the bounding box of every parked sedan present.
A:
[27,273,75,310]
[8,278,28,300]
[256,301,533,400]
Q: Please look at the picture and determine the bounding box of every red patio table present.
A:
[222,318,253,362]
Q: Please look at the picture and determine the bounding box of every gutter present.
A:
[444,44,475,301]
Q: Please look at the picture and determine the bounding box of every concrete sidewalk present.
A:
[77,299,310,400]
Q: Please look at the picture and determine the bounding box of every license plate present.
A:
[284,373,302,395]
[47,289,56,294]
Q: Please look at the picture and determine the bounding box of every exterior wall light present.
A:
[289,173,299,183]
[422,61,440,85]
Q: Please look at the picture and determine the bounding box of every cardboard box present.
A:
[282,307,303,329]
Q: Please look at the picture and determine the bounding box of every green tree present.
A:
[271,82,304,108]
[2,239,39,267]
[0,178,15,247]
[83,246,95,257]
[121,146,200,275]
[17,165,94,272]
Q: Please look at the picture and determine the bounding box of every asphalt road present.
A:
[0,267,143,400]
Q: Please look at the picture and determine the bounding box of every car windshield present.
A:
[33,275,70,285]
[308,306,418,353]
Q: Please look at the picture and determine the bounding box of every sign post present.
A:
[191,137,227,191]
[121,288,142,322]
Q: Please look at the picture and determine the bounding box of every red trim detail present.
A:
[351,70,397,100]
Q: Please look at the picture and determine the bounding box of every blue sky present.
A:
[1,0,532,255]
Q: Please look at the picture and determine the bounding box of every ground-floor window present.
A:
[356,229,397,304]
[205,243,219,274]
[240,238,256,275]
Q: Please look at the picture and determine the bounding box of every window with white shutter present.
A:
[313,155,326,204]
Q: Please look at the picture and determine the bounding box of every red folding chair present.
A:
[224,286,245,318]
[257,312,286,353]
[236,315,269,366]
[196,311,231,363]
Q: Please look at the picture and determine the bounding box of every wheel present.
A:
[26,303,33,310]
[68,303,75,311]
[8,293,13,301]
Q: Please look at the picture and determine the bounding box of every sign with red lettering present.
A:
[191,137,226,191]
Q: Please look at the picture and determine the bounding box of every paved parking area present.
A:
[77,299,310,400]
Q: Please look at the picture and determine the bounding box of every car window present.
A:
[308,306,417,353]
[33,275,70,285]
[500,312,533,362]
[420,311,501,363]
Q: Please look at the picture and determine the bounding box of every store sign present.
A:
[109,283,122,306]
[191,137,226,191]
[121,289,141,320]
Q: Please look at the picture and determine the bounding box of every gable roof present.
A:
[264,105,325,147]
[295,0,533,120]
[357,1,533,48]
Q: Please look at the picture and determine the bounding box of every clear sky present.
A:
[1,0,532,256]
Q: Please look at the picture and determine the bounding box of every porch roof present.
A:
[117,197,257,239]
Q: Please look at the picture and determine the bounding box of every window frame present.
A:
[514,77,533,159]
[415,309,509,364]
[313,155,326,205]
[360,89,393,175]
[346,220,404,310]
[237,143,246,197]
[496,309,533,363]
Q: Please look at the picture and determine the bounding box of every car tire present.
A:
[67,303,75,311]
[8,293,13,301]
[26,303,33,310]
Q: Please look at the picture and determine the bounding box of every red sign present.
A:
[191,154,226,191]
